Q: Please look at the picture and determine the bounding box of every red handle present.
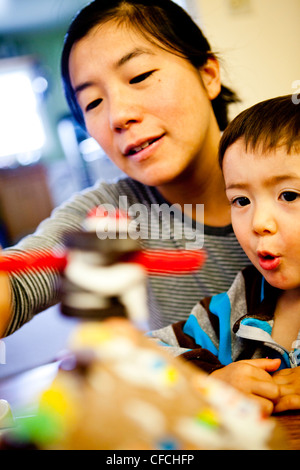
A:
[126,250,206,274]
[0,249,205,275]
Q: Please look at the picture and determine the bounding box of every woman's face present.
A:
[69,21,221,187]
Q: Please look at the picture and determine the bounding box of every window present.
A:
[174,0,187,8]
[0,57,47,167]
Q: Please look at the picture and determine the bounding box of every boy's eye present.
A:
[129,70,155,84]
[86,98,102,112]
[231,196,250,207]
[280,191,300,202]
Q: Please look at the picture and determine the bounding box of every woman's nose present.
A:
[108,92,142,132]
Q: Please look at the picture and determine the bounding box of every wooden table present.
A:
[275,411,300,450]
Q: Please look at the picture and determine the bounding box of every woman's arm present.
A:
[1,181,118,336]
[0,272,12,337]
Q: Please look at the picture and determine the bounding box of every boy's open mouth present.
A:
[258,252,280,270]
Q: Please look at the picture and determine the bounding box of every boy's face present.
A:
[223,138,300,291]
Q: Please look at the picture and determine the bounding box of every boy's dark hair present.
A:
[219,95,300,167]
[61,0,238,131]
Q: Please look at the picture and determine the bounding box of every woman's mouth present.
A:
[124,135,164,158]
[257,252,281,271]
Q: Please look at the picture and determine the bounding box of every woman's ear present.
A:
[200,57,221,101]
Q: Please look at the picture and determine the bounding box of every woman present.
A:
[1,0,250,336]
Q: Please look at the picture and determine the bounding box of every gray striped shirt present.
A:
[4,177,250,334]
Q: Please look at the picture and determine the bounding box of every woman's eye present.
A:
[280,191,300,202]
[129,70,155,84]
[231,196,250,207]
[86,98,102,112]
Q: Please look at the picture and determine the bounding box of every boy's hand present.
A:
[272,367,300,413]
[211,358,281,415]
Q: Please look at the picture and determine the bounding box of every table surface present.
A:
[275,411,300,450]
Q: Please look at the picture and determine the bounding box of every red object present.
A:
[0,252,67,273]
[126,250,206,274]
[0,249,205,275]
[87,207,129,220]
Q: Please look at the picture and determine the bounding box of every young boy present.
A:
[149,95,300,416]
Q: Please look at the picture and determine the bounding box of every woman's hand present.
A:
[211,358,281,415]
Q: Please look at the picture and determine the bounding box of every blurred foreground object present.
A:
[60,206,205,329]
[0,320,284,450]
[0,206,205,330]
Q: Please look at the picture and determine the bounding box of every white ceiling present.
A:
[0,0,91,33]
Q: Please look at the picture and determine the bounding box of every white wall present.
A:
[189,0,300,117]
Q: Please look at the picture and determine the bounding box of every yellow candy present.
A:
[196,408,220,428]
[70,323,112,348]
[164,366,179,385]
[39,382,77,429]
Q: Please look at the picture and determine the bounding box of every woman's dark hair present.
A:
[61,0,238,131]
[219,95,300,167]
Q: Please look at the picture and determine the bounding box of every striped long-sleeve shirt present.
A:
[3,177,250,335]
[149,265,300,372]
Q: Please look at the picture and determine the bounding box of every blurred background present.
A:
[0,0,299,382]
[0,0,299,247]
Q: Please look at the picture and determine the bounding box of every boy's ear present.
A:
[200,57,221,101]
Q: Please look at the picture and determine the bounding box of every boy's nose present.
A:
[252,207,277,235]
